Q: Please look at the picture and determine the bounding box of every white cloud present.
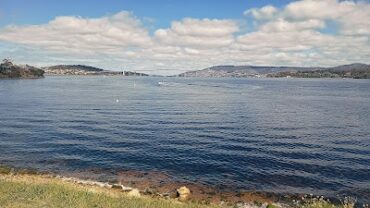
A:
[235,29,369,65]
[284,0,354,20]
[283,0,370,35]
[245,0,370,36]
[234,0,370,67]
[244,5,278,20]
[259,18,325,32]
[0,1,369,75]
[154,18,238,49]
[0,11,152,53]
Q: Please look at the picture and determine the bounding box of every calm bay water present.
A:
[0,76,369,200]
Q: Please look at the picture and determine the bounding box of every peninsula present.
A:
[43,65,123,76]
[43,65,150,76]
[0,59,44,79]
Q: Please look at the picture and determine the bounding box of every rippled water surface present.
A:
[0,76,369,200]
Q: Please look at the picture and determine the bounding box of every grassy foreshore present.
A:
[0,173,217,208]
[0,166,360,208]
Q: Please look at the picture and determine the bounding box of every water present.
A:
[0,76,369,201]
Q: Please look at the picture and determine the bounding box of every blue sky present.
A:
[0,0,294,28]
[0,0,369,75]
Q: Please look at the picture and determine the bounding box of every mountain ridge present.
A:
[177,63,370,79]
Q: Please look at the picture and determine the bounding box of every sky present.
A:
[0,0,369,75]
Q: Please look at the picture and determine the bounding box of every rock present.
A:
[144,187,157,195]
[177,186,191,201]
[235,202,245,208]
[76,179,94,185]
[111,184,123,189]
[127,188,141,197]
[121,186,133,192]
[61,177,74,182]
[94,181,108,188]
[107,183,133,191]
[169,190,178,198]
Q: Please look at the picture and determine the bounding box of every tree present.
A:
[2,58,13,68]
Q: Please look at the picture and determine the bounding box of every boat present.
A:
[158,81,167,86]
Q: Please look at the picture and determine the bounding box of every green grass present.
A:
[0,175,218,208]
[0,173,362,208]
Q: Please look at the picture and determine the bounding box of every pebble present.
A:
[111,184,123,189]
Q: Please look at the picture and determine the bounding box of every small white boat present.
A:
[158,81,168,86]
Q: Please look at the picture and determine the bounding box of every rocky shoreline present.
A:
[0,165,285,207]
[56,175,285,208]
[1,165,363,208]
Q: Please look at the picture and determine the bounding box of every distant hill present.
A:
[327,63,370,72]
[43,65,153,76]
[178,64,370,79]
[45,65,103,72]
[269,63,370,79]
[43,65,122,75]
[123,71,149,76]
[178,65,323,78]
[0,59,44,79]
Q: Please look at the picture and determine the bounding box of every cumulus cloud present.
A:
[154,18,238,49]
[0,0,369,75]
[236,0,370,67]
[284,0,352,19]
[283,0,370,35]
[244,0,370,36]
[235,29,369,64]
[244,5,278,20]
[0,11,152,53]
[259,18,325,32]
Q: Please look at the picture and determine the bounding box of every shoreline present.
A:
[0,165,280,207]
[0,173,216,208]
[0,165,364,207]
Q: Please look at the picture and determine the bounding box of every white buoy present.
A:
[116,99,119,103]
